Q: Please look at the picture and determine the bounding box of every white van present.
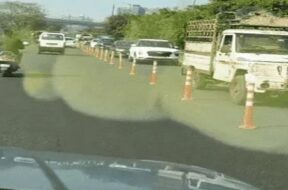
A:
[38,32,65,54]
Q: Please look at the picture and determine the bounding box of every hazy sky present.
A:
[2,0,209,21]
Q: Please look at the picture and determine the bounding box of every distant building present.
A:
[117,4,146,16]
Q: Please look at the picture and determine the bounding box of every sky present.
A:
[1,0,209,21]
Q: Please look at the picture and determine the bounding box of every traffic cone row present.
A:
[79,45,258,130]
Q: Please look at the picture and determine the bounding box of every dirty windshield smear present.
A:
[1,0,288,190]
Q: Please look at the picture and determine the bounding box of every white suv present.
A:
[38,32,65,54]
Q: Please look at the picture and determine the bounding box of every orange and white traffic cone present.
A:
[96,47,100,59]
[129,58,137,76]
[118,53,123,69]
[109,51,115,65]
[104,49,109,62]
[181,67,193,101]
[149,60,158,85]
[94,47,98,58]
[100,48,105,60]
[239,74,256,130]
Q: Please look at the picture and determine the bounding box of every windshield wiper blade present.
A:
[33,157,68,190]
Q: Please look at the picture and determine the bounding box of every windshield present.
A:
[42,34,64,41]
[115,41,133,48]
[138,40,173,48]
[1,1,285,190]
[101,38,114,44]
[236,34,288,54]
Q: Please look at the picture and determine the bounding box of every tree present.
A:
[0,1,46,33]
[105,15,130,39]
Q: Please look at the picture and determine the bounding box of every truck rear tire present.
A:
[192,70,206,89]
[229,75,246,105]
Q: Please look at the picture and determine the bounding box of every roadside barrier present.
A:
[181,66,193,101]
[149,60,158,85]
[129,58,137,76]
[118,53,123,69]
[109,51,115,65]
[240,74,256,130]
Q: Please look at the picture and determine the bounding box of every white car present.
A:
[129,39,179,64]
[90,38,101,48]
[38,32,65,54]
[65,37,76,48]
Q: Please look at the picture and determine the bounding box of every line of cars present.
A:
[85,37,180,65]
[38,32,180,64]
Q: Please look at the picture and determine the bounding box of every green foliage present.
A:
[0,1,46,33]
[105,15,130,39]
[3,36,24,54]
[209,0,288,15]
[125,7,214,47]
[123,1,288,48]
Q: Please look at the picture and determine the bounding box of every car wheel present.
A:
[229,75,247,105]
[2,68,12,77]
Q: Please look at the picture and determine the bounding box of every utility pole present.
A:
[192,0,197,8]
[112,4,115,16]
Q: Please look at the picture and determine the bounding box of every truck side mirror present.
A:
[131,44,136,47]
[221,45,231,54]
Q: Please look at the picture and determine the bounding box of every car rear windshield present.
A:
[42,34,64,41]
[102,39,114,44]
[138,41,172,48]
[115,41,133,48]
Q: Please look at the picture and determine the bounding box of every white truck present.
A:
[182,13,288,104]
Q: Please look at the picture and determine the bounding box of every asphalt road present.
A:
[0,46,288,190]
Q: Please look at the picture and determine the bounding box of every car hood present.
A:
[0,147,259,190]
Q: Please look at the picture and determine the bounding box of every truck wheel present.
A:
[229,75,247,105]
[2,68,12,77]
[181,67,186,76]
[128,56,133,62]
[192,70,206,89]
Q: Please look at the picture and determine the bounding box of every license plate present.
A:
[47,43,57,45]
